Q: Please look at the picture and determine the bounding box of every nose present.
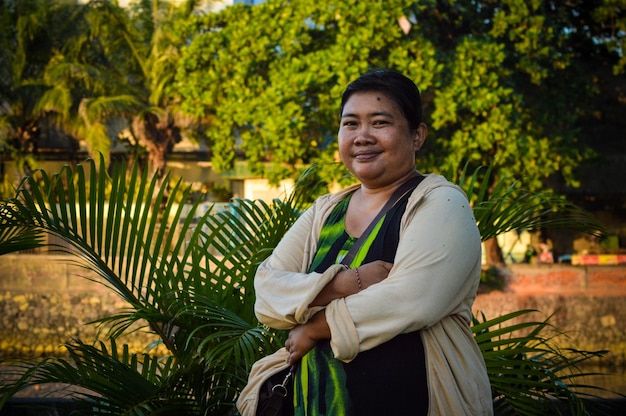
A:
[353,126,376,145]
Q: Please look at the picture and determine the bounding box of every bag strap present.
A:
[340,174,424,267]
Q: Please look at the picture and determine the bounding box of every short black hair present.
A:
[340,69,423,129]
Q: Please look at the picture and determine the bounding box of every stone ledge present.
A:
[1,255,625,366]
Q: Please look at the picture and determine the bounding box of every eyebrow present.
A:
[341,111,394,119]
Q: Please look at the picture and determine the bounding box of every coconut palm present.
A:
[74,0,206,179]
[0,0,82,197]
[0,158,615,415]
[30,0,190,176]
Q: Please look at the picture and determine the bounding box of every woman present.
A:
[254,69,493,415]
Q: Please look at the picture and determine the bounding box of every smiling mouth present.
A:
[354,151,380,160]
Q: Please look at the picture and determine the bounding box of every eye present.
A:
[342,120,358,127]
[373,119,390,126]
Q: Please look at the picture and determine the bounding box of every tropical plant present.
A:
[456,164,605,243]
[34,0,198,178]
[0,158,615,415]
[0,0,82,198]
[473,310,612,416]
[0,156,319,414]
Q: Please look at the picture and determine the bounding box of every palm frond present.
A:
[0,200,46,254]
[180,294,282,366]
[82,94,143,121]
[0,159,323,412]
[457,164,605,241]
[82,122,111,163]
[0,339,186,414]
[0,156,198,329]
[473,310,611,415]
[42,55,104,91]
[35,85,73,118]
[0,226,44,255]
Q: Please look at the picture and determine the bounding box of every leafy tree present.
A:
[176,0,440,183]
[0,159,610,415]
[0,0,83,197]
[36,0,197,179]
[176,0,624,262]
[175,0,620,186]
[1,0,207,189]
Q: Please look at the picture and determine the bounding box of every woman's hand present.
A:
[309,260,393,307]
[285,311,330,365]
[285,324,316,365]
[288,262,393,364]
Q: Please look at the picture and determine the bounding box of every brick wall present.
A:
[473,264,626,367]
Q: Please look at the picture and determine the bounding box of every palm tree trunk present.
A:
[484,237,505,266]
[132,113,181,182]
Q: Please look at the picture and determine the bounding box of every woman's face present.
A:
[338,91,426,188]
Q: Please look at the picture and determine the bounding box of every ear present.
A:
[413,123,428,152]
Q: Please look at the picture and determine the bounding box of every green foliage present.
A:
[40,0,192,175]
[473,310,611,416]
[0,157,317,414]
[0,339,185,413]
[426,0,598,192]
[0,225,45,255]
[458,164,605,242]
[0,0,77,196]
[2,0,623,199]
[594,0,626,74]
[0,0,200,191]
[176,0,439,181]
[174,0,623,192]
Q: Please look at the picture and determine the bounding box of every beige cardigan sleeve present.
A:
[326,180,482,361]
[254,186,358,329]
